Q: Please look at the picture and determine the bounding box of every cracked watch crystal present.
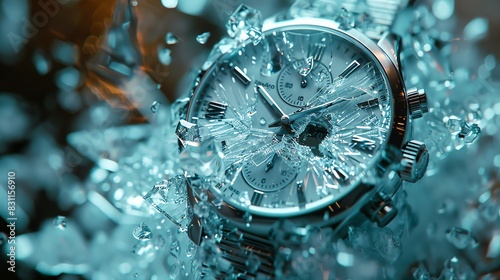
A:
[185,24,394,216]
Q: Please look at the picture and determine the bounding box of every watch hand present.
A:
[268,92,367,128]
[264,153,277,172]
[268,98,345,128]
[257,85,288,119]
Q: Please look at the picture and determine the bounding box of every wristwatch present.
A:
[176,0,429,278]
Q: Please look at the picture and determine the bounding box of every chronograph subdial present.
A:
[242,154,299,192]
[277,62,332,107]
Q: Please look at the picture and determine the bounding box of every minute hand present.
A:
[268,98,348,128]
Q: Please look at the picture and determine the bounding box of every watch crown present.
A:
[407,88,428,119]
[399,140,429,183]
[362,192,398,227]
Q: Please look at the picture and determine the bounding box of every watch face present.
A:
[185,22,395,217]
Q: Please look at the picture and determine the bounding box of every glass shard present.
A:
[150,101,160,113]
[132,222,153,240]
[179,138,225,178]
[445,227,477,249]
[53,216,67,230]
[226,4,263,45]
[166,32,180,44]
[143,176,193,232]
[196,32,211,44]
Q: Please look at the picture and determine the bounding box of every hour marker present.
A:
[231,66,251,85]
[251,191,264,206]
[351,134,377,153]
[310,43,326,61]
[327,166,349,181]
[357,98,379,109]
[338,60,360,78]
[296,181,306,208]
[205,101,227,119]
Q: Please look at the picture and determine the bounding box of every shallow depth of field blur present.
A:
[1,0,500,279]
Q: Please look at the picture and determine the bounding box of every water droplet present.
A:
[259,117,267,125]
[53,216,67,230]
[166,32,180,44]
[445,227,477,249]
[238,191,251,206]
[154,235,165,250]
[186,242,197,258]
[161,0,178,9]
[196,32,211,44]
[133,222,153,240]
[150,101,160,113]
[158,47,172,65]
[432,0,454,20]
[243,212,252,226]
[193,201,211,218]
[170,240,181,258]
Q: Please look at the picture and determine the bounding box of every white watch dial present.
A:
[186,24,393,216]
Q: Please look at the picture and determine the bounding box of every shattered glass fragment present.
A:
[336,8,355,29]
[486,234,500,258]
[86,0,141,81]
[373,228,402,264]
[193,200,211,218]
[445,227,477,249]
[444,116,464,135]
[143,176,193,232]
[169,240,181,258]
[439,256,476,280]
[226,4,263,45]
[186,242,197,258]
[53,216,67,230]
[202,38,238,70]
[154,235,165,250]
[132,240,156,260]
[179,138,225,178]
[176,120,201,145]
[413,264,431,280]
[150,101,160,113]
[196,32,211,44]
[245,252,261,273]
[132,222,153,240]
[166,32,180,44]
[458,123,481,144]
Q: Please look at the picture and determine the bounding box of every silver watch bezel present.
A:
[183,17,409,235]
